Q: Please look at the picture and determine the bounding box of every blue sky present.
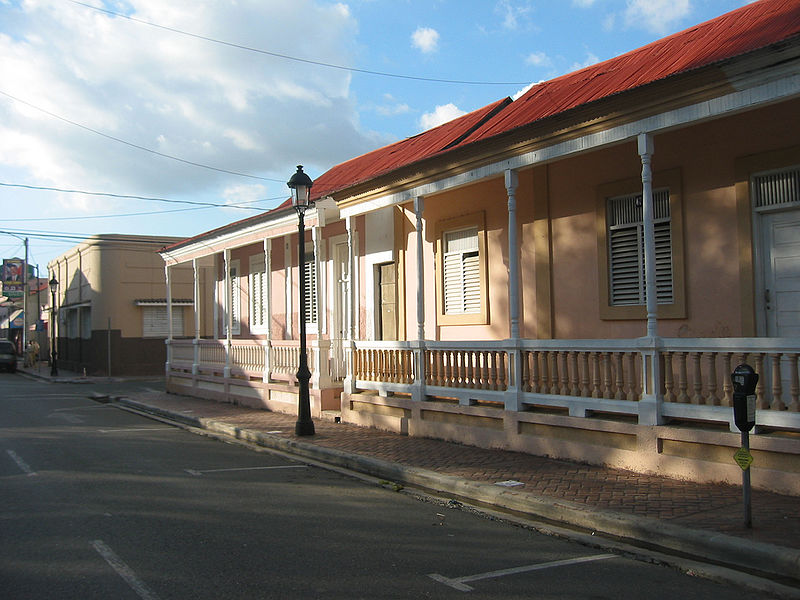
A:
[0,0,753,273]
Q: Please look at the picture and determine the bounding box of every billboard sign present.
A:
[2,259,24,299]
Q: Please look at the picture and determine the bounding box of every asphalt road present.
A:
[0,373,773,599]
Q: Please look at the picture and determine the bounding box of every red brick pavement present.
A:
[126,391,799,550]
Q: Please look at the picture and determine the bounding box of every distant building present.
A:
[47,234,192,376]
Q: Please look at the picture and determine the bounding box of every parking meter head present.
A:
[731,363,758,395]
[731,363,758,433]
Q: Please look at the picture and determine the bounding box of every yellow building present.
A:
[48,234,192,376]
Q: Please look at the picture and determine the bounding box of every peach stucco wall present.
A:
[401,98,800,342]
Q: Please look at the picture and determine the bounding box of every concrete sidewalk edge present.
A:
[116,396,800,587]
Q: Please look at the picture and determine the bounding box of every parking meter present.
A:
[731,363,758,433]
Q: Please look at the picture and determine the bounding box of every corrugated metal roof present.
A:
[313,0,800,200]
[310,97,511,200]
[460,0,800,145]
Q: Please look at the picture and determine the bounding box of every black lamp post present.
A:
[49,276,58,376]
[288,165,315,436]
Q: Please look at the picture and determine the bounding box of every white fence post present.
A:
[638,335,665,425]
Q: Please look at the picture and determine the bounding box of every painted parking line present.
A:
[91,539,161,600]
[185,464,309,476]
[428,554,617,592]
[6,449,37,476]
[97,427,176,434]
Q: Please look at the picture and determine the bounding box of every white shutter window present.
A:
[143,306,185,338]
[607,189,673,306]
[752,166,800,208]
[249,254,267,331]
[443,227,481,315]
[223,262,241,336]
[304,250,318,325]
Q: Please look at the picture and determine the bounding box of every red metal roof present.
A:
[310,97,511,200]
[460,0,800,145]
[313,0,800,200]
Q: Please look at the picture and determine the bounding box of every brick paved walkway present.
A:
[125,390,799,550]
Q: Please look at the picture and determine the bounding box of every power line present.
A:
[68,0,532,86]
[0,90,284,183]
[0,181,282,211]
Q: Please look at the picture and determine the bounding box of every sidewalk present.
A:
[20,364,800,592]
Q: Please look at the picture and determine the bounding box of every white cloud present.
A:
[570,51,602,71]
[0,0,376,199]
[512,82,540,101]
[572,0,597,6]
[525,51,552,68]
[411,27,440,53]
[495,1,531,30]
[624,0,691,34]
[376,94,411,117]
[419,103,466,131]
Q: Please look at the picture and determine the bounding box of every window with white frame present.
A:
[607,188,673,306]
[443,227,481,315]
[435,211,488,326]
[249,254,267,332]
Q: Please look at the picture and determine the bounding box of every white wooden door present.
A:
[762,209,800,337]
[331,241,349,380]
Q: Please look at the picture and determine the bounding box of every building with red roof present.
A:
[162,0,800,494]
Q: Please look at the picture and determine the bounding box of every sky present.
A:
[0,0,755,274]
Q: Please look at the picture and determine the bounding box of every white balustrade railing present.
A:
[168,336,800,432]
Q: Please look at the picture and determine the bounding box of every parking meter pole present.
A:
[742,431,752,529]
[731,363,757,530]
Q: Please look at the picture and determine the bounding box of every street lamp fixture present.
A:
[288,165,315,436]
[49,276,58,376]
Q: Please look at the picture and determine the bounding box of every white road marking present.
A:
[47,413,84,424]
[53,405,111,411]
[6,449,37,476]
[98,427,175,434]
[185,464,308,476]
[428,554,617,592]
[91,540,161,600]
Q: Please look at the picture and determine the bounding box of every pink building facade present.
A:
[161,1,800,494]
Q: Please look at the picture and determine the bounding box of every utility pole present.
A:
[22,237,28,353]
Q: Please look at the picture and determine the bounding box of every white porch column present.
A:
[344,216,357,394]
[263,237,272,383]
[505,169,523,412]
[223,248,233,378]
[637,133,664,425]
[638,133,658,338]
[192,258,200,375]
[412,196,427,402]
[165,264,173,375]
[506,169,521,340]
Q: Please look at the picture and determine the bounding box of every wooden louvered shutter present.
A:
[443,228,480,315]
[608,190,673,306]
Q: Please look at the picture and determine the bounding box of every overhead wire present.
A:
[67,0,532,86]
[0,90,284,183]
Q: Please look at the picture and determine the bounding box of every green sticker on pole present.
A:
[734,446,753,471]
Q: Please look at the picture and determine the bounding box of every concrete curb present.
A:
[116,396,800,587]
